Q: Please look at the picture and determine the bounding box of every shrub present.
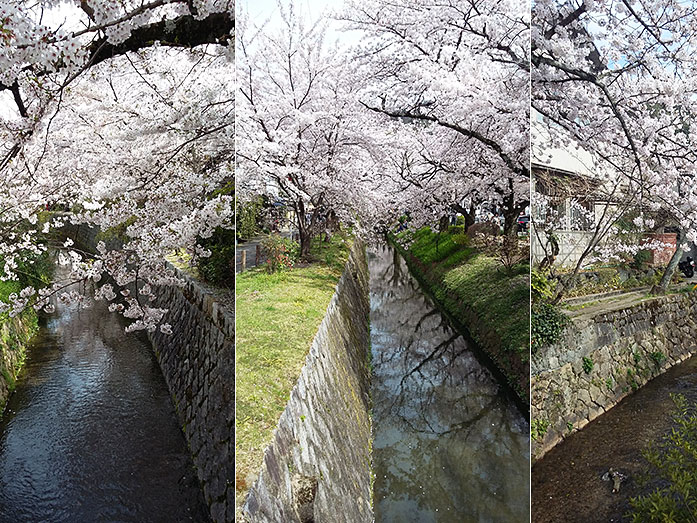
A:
[197,227,235,286]
[531,267,555,304]
[628,394,697,522]
[471,233,529,273]
[262,234,299,273]
[632,249,652,270]
[237,196,265,240]
[452,233,470,246]
[531,418,551,441]
[531,302,570,352]
[649,351,666,366]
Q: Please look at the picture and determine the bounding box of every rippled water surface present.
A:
[0,298,208,522]
[369,246,529,522]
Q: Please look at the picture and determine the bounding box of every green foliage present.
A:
[452,233,470,247]
[640,272,663,287]
[649,351,667,366]
[95,216,137,245]
[447,225,465,235]
[405,227,463,263]
[261,234,300,274]
[531,302,569,352]
[632,249,652,270]
[627,368,639,391]
[582,356,594,374]
[628,394,697,522]
[197,227,235,286]
[531,418,550,441]
[623,276,641,289]
[531,267,554,304]
[237,195,265,240]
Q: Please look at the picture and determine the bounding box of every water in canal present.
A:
[369,246,529,522]
[0,290,209,521]
[532,356,697,523]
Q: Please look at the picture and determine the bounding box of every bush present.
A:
[452,233,470,247]
[649,351,666,366]
[632,249,652,270]
[582,356,594,374]
[532,267,555,303]
[237,196,265,240]
[262,234,299,273]
[197,227,235,286]
[531,302,570,352]
[628,394,697,522]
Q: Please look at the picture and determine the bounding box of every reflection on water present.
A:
[0,294,209,522]
[369,246,529,523]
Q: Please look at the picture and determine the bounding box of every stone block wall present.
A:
[242,241,373,523]
[148,271,234,522]
[0,313,38,412]
[532,293,697,461]
[63,222,234,521]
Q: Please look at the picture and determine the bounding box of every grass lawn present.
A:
[394,226,530,402]
[235,233,351,506]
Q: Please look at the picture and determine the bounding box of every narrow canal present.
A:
[532,356,697,522]
[368,246,529,522]
[0,292,209,521]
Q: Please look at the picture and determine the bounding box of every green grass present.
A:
[0,250,52,417]
[393,226,530,402]
[235,233,351,505]
[442,255,530,358]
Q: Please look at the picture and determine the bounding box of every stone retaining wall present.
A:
[63,222,235,521]
[242,241,373,523]
[0,313,38,413]
[148,272,234,523]
[532,292,697,461]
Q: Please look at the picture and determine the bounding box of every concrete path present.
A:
[562,277,697,321]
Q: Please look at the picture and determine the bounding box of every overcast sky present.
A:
[240,0,363,47]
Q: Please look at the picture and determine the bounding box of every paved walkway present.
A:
[562,276,697,321]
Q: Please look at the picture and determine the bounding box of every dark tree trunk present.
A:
[652,231,683,295]
[451,202,476,231]
[299,228,312,259]
[296,201,313,260]
[464,202,476,231]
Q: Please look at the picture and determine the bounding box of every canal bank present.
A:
[369,245,529,522]
[0,289,209,521]
[532,355,697,522]
[388,231,530,411]
[532,290,697,461]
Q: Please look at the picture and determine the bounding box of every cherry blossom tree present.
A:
[238,0,531,259]
[533,0,697,294]
[0,0,234,330]
[342,0,531,237]
[236,2,388,257]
